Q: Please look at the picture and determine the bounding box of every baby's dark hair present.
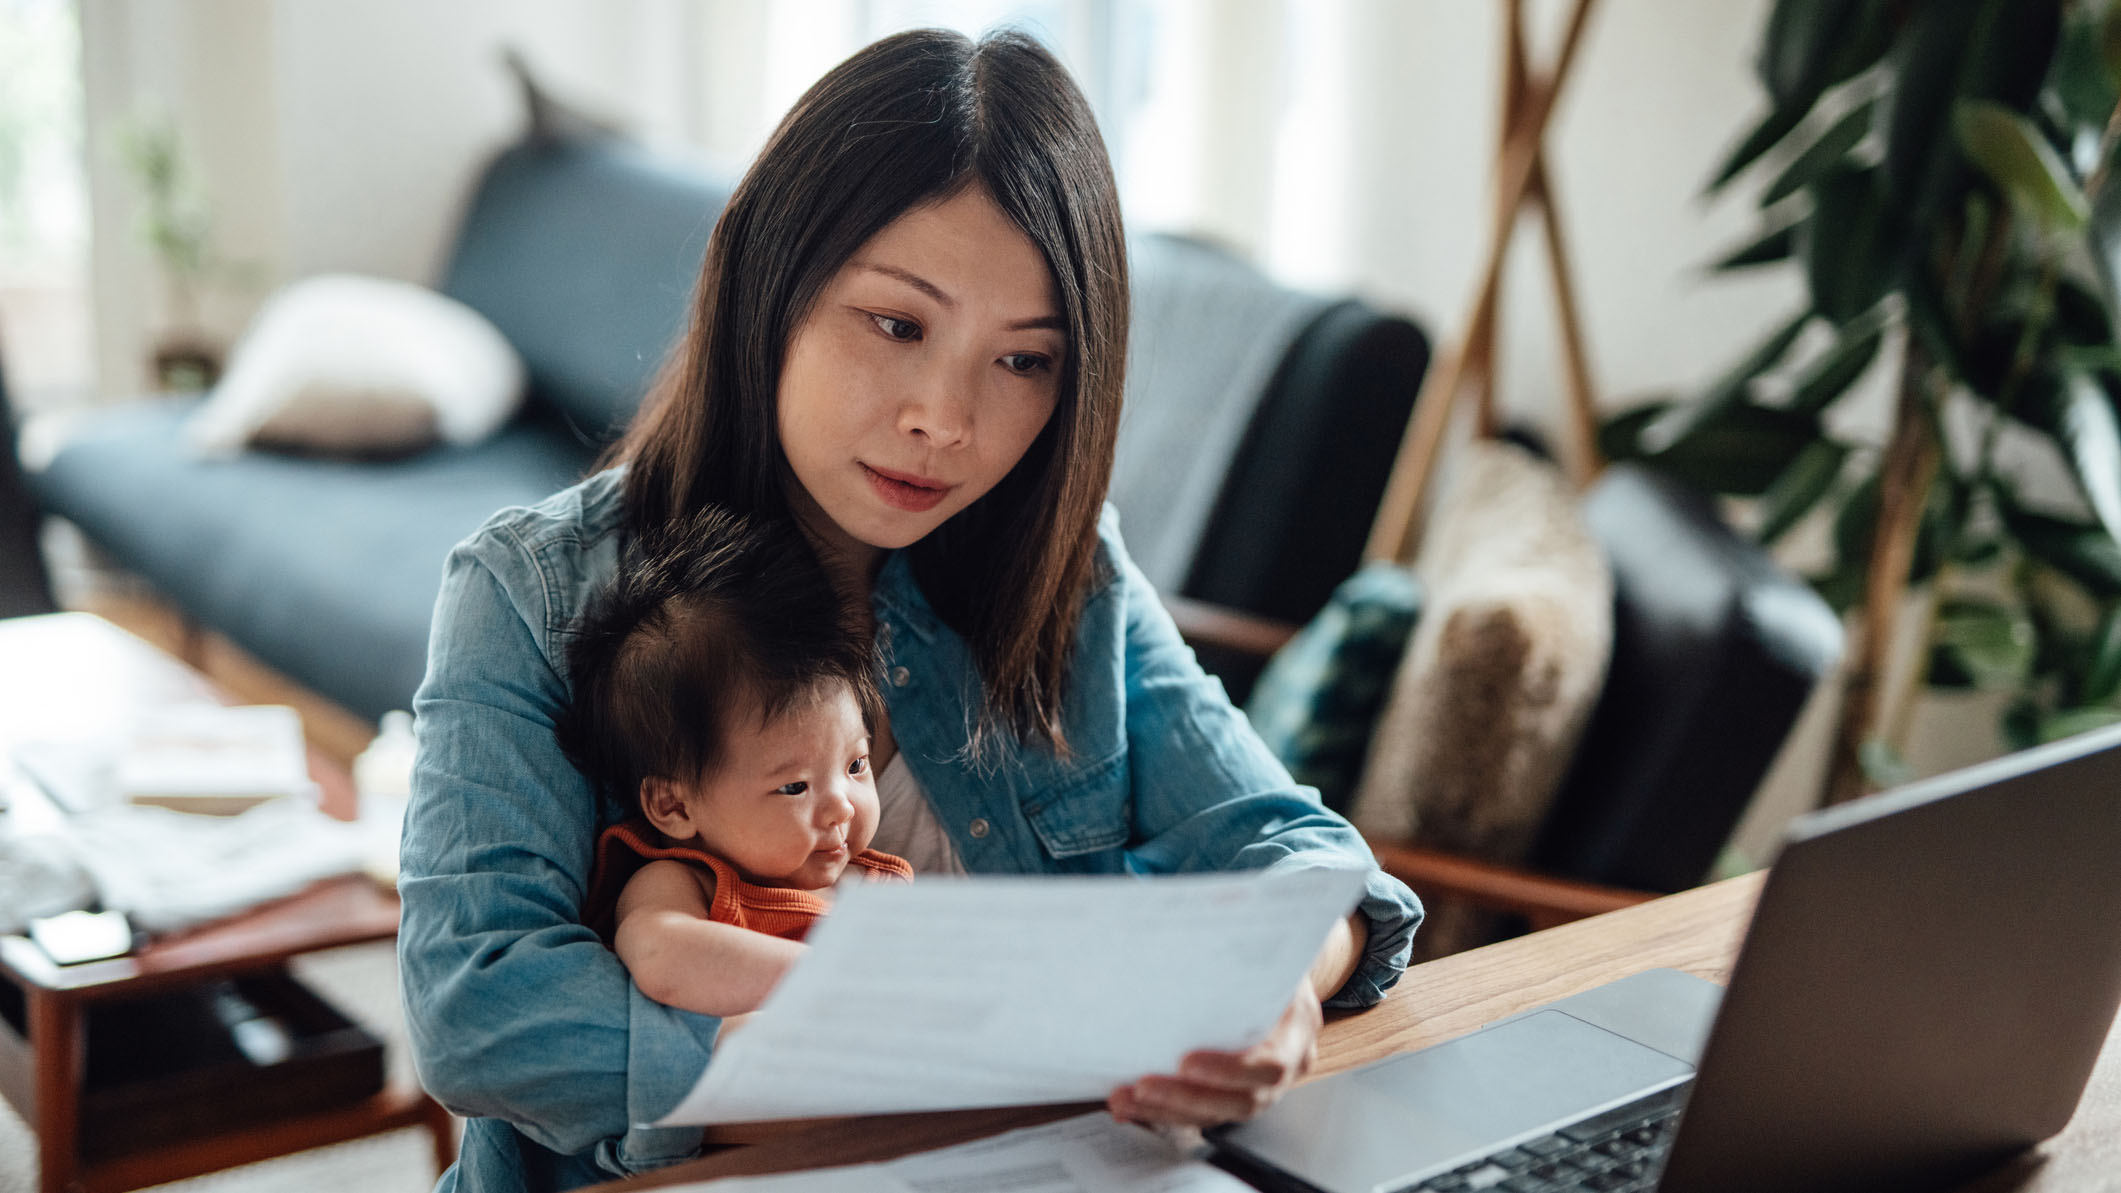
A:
[557,506,880,807]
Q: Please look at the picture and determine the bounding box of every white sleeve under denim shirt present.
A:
[398,468,1424,1193]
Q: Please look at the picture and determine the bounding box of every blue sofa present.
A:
[25,127,1429,724]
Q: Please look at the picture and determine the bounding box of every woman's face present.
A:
[777,184,1067,570]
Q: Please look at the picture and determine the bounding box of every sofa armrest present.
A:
[1162,594,1299,660]
[1366,840,1656,932]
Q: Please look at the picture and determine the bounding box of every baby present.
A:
[558,506,912,1019]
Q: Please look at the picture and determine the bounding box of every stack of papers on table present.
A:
[662,1112,1252,1191]
[114,704,315,814]
[13,703,315,816]
[657,866,1368,1126]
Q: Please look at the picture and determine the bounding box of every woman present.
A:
[399,27,1422,1192]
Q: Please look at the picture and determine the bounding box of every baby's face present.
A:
[682,684,879,890]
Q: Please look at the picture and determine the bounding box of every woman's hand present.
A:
[1106,981,1322,1128]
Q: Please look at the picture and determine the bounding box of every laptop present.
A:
[1208,723,2121,1193]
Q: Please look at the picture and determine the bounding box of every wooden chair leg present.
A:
[174,611,211,671]
[1536,181,1605,487]
[422,1096,457,1175]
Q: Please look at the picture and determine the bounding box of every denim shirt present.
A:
[398,468,1423,1193]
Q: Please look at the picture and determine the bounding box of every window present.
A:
[0,0,91,411]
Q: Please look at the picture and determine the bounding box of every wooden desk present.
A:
[592,873,2121,1191]
[0,613,452,1193]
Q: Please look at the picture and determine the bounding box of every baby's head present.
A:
[560,506,882,891]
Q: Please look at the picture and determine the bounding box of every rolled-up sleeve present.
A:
[397,538,718,1174]
[1110,525,1423,1010]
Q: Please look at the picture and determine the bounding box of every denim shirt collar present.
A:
[871,548,942,645]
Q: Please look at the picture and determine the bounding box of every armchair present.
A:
[1174,461,1844,936]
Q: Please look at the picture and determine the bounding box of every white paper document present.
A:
[655,866,1368,1126]
[659,1110,1254,1192]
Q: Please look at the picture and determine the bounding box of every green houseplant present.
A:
[112,113,238,391]
[1603,0,2121,804]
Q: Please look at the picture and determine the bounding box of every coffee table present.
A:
[0,613,451,1193]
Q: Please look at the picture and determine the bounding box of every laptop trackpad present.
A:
[1220,1011,1696,1192]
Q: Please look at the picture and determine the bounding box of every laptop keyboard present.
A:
[1395,1081,1690,1193]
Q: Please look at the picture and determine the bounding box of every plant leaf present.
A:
[1762,98,1876,207]
[1834,468,1954,587]
[1708,218,1800,272]
[2064,344,2121,375]
[2080,603,2121,704]
[2003,699,2044,750]
[2055,9,2121,129]
[1639,311,1811,453]
[1760,0,1840,102]
[1927,642,1981,689]
[1932,597,2038,688]
[2057,367,2121,542]
[1904,276,1976,386]
[1712,0,1890,195]
[2000,498,2121,594]
[1885,0,2060,231]
[1708,103,1813,194]
[1819,566,1868,614]
[1644,405,1822,497]
[1757,439,1851,544]
[1954,100,2089,230]
[2104,0,2121,88]
[1955,536,2003,565]
[1596,402,1670,464]
[1803,168,1898,323]
[1858,738,1915,787]
[1787,303,1890,414]
[1760,0,1892,106]
[2041,706,2121,742]
[2053,274,2117,346]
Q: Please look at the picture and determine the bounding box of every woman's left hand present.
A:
[1106,981,1322,1128]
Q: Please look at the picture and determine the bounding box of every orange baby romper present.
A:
[582,817,913,943]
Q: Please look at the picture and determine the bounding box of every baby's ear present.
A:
[639,777,696,837]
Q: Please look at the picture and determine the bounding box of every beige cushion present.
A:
[186,274,525,458]
[1350,440,1613,948]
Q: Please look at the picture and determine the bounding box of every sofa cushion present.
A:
[1245,562,1423,815]
[1349,440,1613,861]
[438,138,734,443]
[28,400,593,721]
[187,274,527,459]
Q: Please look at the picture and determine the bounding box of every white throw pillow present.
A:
[186,274,526,458]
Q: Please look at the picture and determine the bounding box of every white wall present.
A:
[80,0,729,397]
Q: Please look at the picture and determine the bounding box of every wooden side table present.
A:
[0,614,453,1193]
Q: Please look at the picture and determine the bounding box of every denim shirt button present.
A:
[967,817,990,839]
[890,665,911,687]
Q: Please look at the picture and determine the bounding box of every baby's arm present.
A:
[611,860,806,1019]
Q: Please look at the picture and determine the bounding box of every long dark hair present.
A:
[609,28,1127,756]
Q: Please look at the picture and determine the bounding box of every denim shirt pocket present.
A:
[1017,747,1130,858]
